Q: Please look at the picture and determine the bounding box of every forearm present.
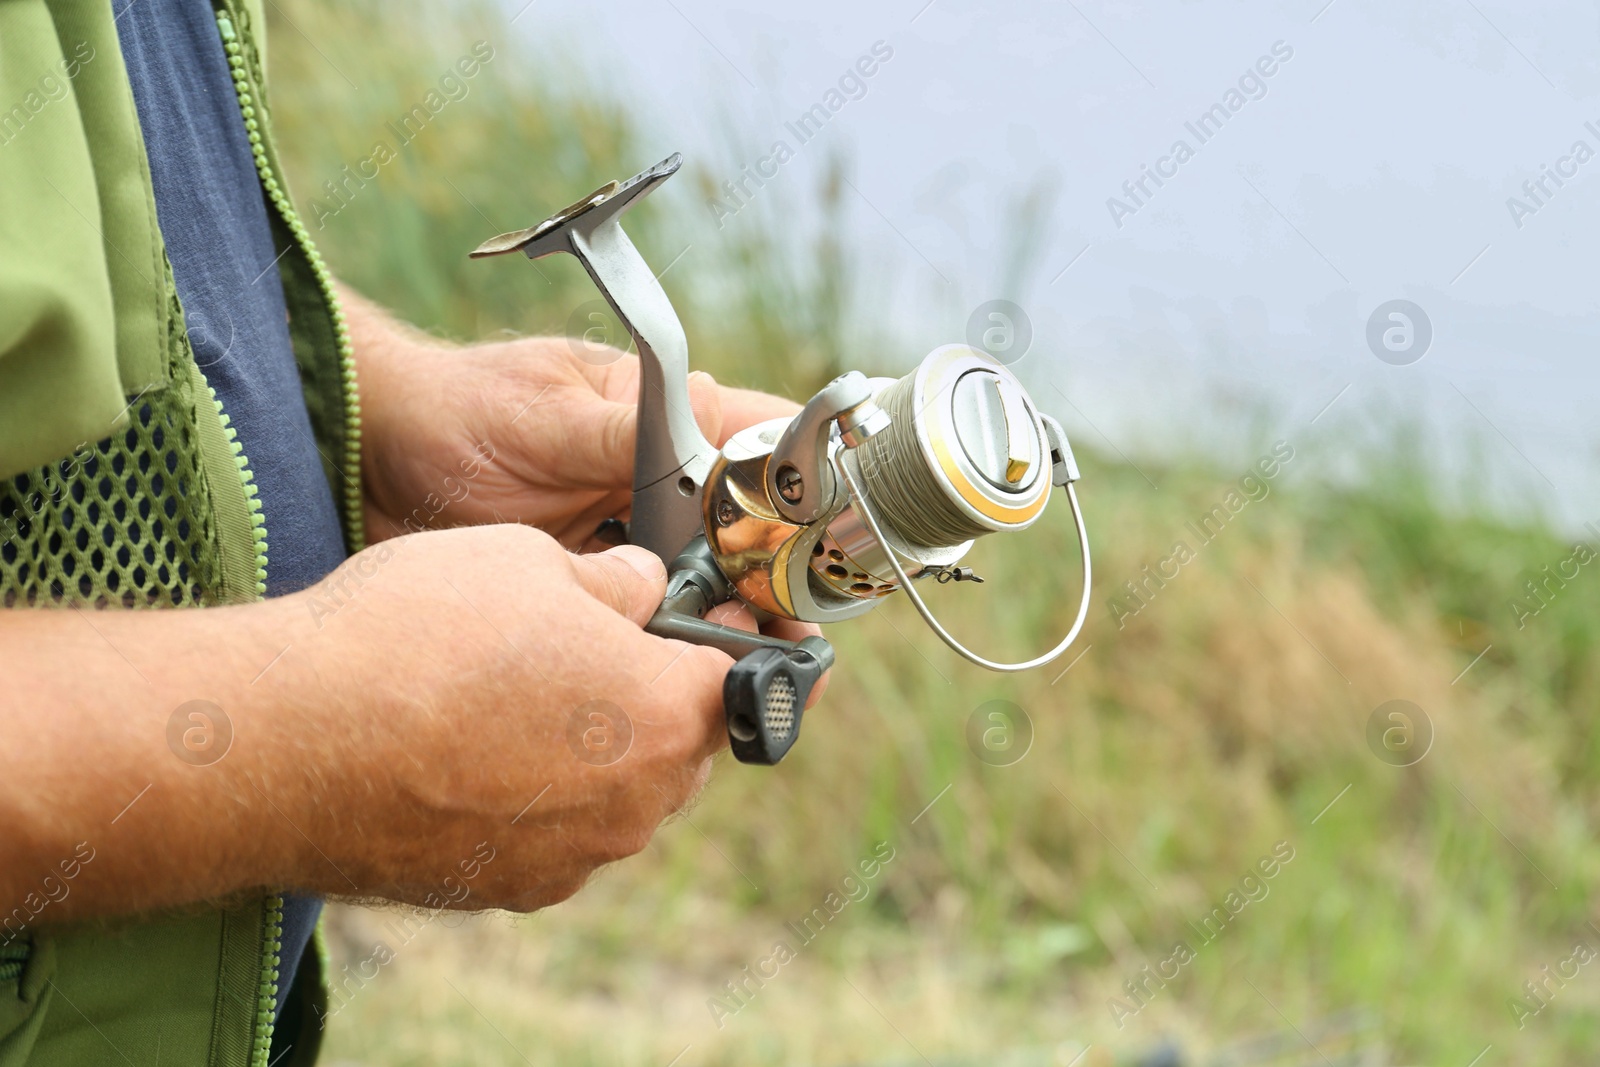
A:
[337,280,641,553]
[0,592,374,930]
[0,520,732,928]
[336,281,501,543]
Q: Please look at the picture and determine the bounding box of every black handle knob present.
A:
[723,646,825,765]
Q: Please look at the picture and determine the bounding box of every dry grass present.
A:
[309,457,1598,1066]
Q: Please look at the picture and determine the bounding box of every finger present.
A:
[648,642,734,763]
[565,545,667,627]
[567,508,632,554]
[803,665,832,709]
[546,393,637,491]
[760,617,822,644]
[588,351,795,448]
[574,527,617,555]
[703,599,759,634]
[703,608,831,709]
[714,384,800,446]
[565,371,724,492]
[759,618,832,708]
[687,370,724,447]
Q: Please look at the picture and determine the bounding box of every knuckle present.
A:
[525,877,587,909]
[512,522,560,556]
[602,405,635,467]
[685,643,735,681]
[548,877,589,905]
[661,711,711,764]
[633,690,712,764]
[490,523,562,575]
[678,647,733,716]
[596,821,654,864]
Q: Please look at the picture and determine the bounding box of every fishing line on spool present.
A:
[851,372,991,548]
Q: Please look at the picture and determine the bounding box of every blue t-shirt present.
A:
[113,0,347,1028]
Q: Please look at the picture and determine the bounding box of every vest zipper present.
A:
[213,10,364,1062]
[251,894,285,1067]
[216,10,366,557]
[206,384,271,598]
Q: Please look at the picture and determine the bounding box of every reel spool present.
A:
[473,155,1091,765]
[707,345,1061,621]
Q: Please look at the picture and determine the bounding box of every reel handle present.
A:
[643,536,835,765]
[723,646,827,765]
[642,617,833,766]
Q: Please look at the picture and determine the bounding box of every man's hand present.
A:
[340,284,831,678]
[297,525,733,910]
[0,291,834,927]
[0,525,739,920]
[343,286,799,549]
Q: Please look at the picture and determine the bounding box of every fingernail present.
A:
[603,544,666,581]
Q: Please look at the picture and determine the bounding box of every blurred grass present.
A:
[268,3,1600,1065]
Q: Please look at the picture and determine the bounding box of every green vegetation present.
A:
[269,3,1600,1063]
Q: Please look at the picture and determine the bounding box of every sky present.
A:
[505,0,1600,531]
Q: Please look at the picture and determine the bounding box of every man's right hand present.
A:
[293,524,732,911]
[0,524,738,925]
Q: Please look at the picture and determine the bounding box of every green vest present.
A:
[0,1,362,1063]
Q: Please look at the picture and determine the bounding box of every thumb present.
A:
[560,396,635,490]
[567,544,667,627]
[570,371,722,489]
[687,369,724,446]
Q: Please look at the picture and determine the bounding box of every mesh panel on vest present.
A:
[0,371,221,609]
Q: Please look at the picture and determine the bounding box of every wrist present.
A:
[263,559,443,894]
[189,593,351,895]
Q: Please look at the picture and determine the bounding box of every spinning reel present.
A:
[473,154,1092,765]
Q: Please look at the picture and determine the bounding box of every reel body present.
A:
[473,155,1090,765]
[704,344,1055,625]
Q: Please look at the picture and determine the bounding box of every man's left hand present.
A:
[345,288,798,549]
